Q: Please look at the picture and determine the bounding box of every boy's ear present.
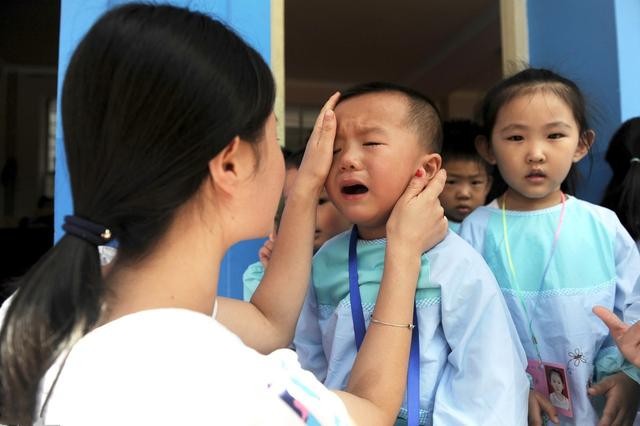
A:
[574,130,595,162]
[475,135,497,165]
[419,153,442,180]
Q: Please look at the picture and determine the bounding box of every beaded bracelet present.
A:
[370,318,415,329]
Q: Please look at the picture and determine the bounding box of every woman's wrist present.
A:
[289,173,325,198]
[385,238,422,265]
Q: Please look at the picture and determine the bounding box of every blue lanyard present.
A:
[348,226,421,426]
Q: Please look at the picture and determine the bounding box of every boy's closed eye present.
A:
[363,141,383,147]
[318,197,329,205]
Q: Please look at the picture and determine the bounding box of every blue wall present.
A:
[55,0,271,299]
[527,0,640,203]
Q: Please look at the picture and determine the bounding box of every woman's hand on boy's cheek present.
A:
[386,168,447,256]
[528,390,559,425]
[588,372,640,426]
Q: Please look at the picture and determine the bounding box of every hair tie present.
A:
[63,215,113,246]
[631,157,640,165]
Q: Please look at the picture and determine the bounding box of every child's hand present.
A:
[258,232,275,268]
[294,92,341,195]
[528,390,559,425]
[386,168,447,256]
[593,306,640,368]
[588,371,640,426]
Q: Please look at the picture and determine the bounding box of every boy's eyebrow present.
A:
[354,124,388,136]
[447,172,487,179]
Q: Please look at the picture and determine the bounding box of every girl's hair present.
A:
[601,117,640,240]
[479,68,592,195]
[0,4,274,423]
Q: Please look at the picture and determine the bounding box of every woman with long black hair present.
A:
[0,4,447,425]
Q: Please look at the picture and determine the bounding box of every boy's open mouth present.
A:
[341,184,369,195]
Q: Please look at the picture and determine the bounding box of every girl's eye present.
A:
[548,133,565,139]
[506,135,524,142]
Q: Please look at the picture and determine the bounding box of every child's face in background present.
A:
[487,91,589,210]
[440,159,491,222]
[327,92,432,239]
[283,167,298,200]
[314,189,350,251]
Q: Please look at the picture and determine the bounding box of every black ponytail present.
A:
[0,236,102,423]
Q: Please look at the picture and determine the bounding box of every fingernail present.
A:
[415,168,424,177]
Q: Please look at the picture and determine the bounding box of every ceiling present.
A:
[285,0,503,108]
[0,0,59,68]
[0,0,503,112]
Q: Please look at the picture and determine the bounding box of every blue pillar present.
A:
[615,0,640,121]
[55,0,271,299]
[527,0,640,203]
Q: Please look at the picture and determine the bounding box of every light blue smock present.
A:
[242,261,264,301]
[459,196,640,425]
[447,220,461,234]
[294,230,529,425]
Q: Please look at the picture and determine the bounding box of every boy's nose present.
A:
[456,185,472,199]
[338,148,361,171]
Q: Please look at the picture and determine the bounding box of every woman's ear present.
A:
[419,153,442,180]
[207,136,249,196]
[475,135,497,165]
[574,130,595,162]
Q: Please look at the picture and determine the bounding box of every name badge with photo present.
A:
[527,359,573,418]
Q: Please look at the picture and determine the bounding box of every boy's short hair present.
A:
[441,120,492,175]
[338,82,443,153]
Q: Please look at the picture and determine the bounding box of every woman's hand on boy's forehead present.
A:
[295,92,341,195]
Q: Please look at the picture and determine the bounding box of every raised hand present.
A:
[258,231,275,268]
[593,306,640,368]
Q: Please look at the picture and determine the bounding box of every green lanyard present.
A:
[501,192,566,364]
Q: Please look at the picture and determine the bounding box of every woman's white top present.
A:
[38,308,352,426]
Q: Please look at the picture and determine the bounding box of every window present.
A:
[44,98,56,198]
